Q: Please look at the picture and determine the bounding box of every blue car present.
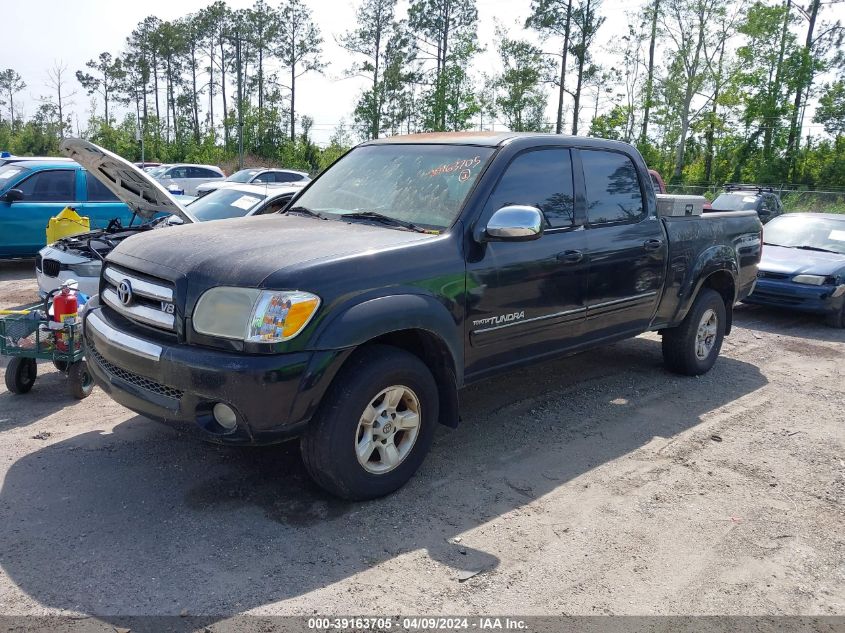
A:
[745,213,845,327]
[0,159,139,258]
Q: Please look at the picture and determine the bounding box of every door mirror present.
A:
[484,205,544,242]
[2,188,24,203]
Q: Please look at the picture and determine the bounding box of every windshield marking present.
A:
[428,156,482,178]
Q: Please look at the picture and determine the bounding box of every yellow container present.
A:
[46,207,91,245]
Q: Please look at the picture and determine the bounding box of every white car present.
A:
[37,141,302,298]
[147,163,225,196]
[195,167,310,196]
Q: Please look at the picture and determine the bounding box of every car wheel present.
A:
[300,344,439,500]
[662,288,726,376]
[5,357,37,394]
[824,303,845,328]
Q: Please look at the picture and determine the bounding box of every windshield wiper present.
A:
[286,205,324,219]
[342,211,427,233]
[794,245,839,254]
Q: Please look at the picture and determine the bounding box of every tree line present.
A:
[0,0,843,189]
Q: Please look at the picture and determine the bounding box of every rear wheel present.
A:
[67,360,94,400]
[300,345,439,500]
[5,357,37,394]
[662,288,726,376]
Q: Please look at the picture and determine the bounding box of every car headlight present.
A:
[792,274,827,286]
[193,287,320,343]
[67,261,103,278]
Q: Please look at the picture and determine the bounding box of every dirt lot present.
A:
[0,258,843,620]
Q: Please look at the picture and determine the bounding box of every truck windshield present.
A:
[711,193,759,211]
[291,144,495,230]
[763,215,845,255]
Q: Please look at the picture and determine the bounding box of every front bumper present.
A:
[744,278,845,315]
[83,305,346,444]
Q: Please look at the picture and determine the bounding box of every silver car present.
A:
[148,163,225,196]
[195,167,310,196]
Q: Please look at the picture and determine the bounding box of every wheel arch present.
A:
[310,294,462,428]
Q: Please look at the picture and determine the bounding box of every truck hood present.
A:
[59,138,197,224]
[760,244,845,277]
[108,214,437,287]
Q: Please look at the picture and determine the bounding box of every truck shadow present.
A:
[0,336,767,621]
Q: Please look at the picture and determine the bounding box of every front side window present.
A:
[291,144,495,230]
[188,188,268,221]
[16,170,75,202]
[486,149,575,229]
[167,167,189,179]
[582,150,644,225]
[85,173,119,201]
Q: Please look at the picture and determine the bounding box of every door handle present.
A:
[643,239,663,251]
[556,250,584,264]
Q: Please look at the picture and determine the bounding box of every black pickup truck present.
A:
[80,133,762,499]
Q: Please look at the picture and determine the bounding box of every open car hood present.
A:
[59,138,197,224]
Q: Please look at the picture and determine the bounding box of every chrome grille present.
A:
[88,342,184,401]
[42,259,61,277]
[102,265,176,331]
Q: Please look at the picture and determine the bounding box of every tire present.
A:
[824,303,845,328]
[5,357,37,394]
[301,344,439,500]
[67,360,94,400]
[662,288,727,376]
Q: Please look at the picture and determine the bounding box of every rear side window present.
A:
[16,170,76,202]
[188,166,220,178]
[85,173,119,201]
[582,150,644,225]
[487,149,575,229]
[274,171,304,182]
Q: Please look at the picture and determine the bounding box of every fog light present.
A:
[212,403,238,431]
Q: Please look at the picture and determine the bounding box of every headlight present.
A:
[67,261,102,278]
[193,287,320,343]
[792,274,827,286]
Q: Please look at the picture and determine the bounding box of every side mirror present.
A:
[166,215,184,226]
[2,188,24,203]
[483,205,544,242]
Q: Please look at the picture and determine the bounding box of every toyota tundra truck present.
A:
[69,133,763,500]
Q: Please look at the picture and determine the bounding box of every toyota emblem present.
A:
[117,279,134,306]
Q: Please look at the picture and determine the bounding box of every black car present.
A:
[74,133,762,500]
[709,185,784,224]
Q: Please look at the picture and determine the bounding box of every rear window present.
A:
[189,188,268,221]
[291,144,495,230]
[711,193,759,211]
[582,150,644,225]
[85,173,119,201]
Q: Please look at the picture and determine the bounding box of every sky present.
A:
[3,0,840,146]
[3,0,639,145]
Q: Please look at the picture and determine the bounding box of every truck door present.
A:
[577,149,667,337]
[465,147,588,379]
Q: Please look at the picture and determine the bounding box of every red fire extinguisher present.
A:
[53,281,79,352]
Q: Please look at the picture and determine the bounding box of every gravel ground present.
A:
[0,258,843,622]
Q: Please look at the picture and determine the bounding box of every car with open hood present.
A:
[744,212,845,326]
[37,140,301,297]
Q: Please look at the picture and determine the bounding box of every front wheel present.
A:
[824,303,845,328]
[300,344,439,500]
[662,288,727,376]
[5,357,37,394]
